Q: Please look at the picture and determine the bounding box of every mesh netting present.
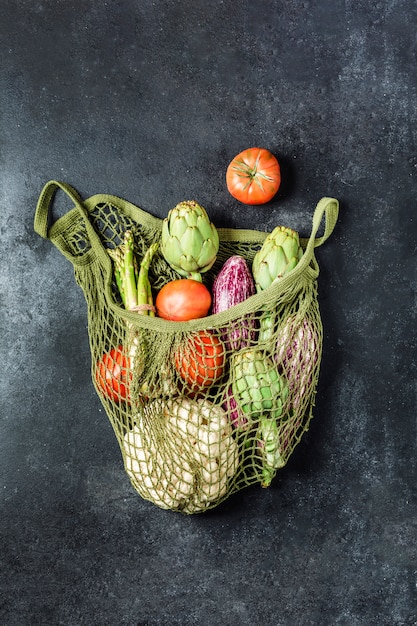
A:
[34,181,338,514]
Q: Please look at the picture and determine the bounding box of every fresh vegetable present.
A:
[108,233,158,327]
[226,147,281,205]
[230,348,289,487]
[161,200,219,282]
[212,256,255,312]
[96,346,131,403]
[259,314,320,482]
[136,241,159,317]
[211,255,257,350]
[230,349,288,420]
[252,226,303,291]
[252,226,303,341]
[274,315,319,410]
[123,396,239,513]
[109,232,158,315]
[222,386,248,430]
[258,417,286,487]
[175,330,225,391]
[107,234,171,398]
[155,278,211,321]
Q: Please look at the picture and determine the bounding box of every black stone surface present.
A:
[1,2,416,625]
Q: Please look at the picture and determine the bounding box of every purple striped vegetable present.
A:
[212,255,257,351]
[222,385,249,430]
[274,315,319,410]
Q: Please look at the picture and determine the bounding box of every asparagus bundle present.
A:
[109,231,157,317]
[108,232,159,394]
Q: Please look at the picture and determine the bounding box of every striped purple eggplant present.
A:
[274,315,319,410]
[211,255,257,351]
[222,385,249,430]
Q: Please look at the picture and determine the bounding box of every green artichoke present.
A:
[161,200,219,282]
[230,348,289,488]
[252,226,303,292]
[230,349,289,421]
[252,226,303,342]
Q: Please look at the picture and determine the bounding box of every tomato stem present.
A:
[232,160,275,183]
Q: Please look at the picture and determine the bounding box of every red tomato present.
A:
[96,346,131,403]
[226,147,281,205]
[156,279,212,321]
[175,330,225,390]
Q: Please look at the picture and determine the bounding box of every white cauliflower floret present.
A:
[123,396,239,513]
[124,426,195,510]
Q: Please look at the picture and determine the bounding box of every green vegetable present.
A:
[108,233,160,391]
[231,349,288,419]
[123,230,140,311]
[109,231,158,316]
[252,226,303,341]
[160,200,219,282]
[230,348,289,487]
[259,417,286,487]
[253,226,303,291]
[136,240,159,317]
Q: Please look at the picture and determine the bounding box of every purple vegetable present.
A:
[274,315,319,410]
[271,315,320,459]
[222,385,248,430]
[212,255,257,351]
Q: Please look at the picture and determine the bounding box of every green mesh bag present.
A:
[34,180,338,514]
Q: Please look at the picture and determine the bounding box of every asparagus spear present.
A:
[108,246,127,308]
[123,230,139,311]
[109,233,158,315]
[136,242,159,315]
[108,232,159,381]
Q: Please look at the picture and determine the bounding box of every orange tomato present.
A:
[175,330,225,390]
[96,346,131,403]
[156,279,211,321]
[226,147,281,205]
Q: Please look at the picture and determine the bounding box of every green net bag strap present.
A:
[34,180,108,266]
[300,195,339,251]
[34,179,162,269]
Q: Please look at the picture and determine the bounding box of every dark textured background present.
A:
[1,1,416,625]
